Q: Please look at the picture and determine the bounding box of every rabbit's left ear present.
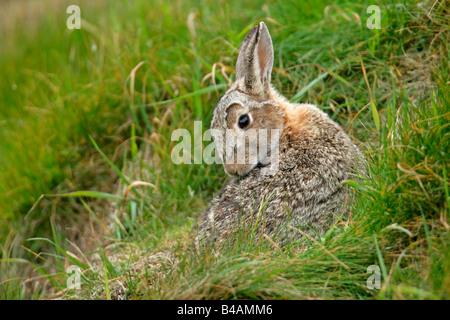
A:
[235,22,274,96]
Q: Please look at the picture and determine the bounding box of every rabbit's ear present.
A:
[235,22,274,96]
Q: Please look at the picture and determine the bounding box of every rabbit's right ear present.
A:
[235,22,274,97]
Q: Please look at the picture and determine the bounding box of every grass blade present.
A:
[89,135,131,186]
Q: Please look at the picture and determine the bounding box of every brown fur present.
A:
[196,22,366,249]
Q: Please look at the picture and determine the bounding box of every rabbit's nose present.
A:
[223,164,238,177]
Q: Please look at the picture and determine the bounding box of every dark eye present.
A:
[238,114,251,129]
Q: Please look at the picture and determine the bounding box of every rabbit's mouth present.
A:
[256,162,269,169]
[223,162,256,178]
[225,162,269,179]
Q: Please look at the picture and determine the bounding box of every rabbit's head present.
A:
[211,22,285,177]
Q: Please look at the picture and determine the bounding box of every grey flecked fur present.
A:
[196,22,366,248]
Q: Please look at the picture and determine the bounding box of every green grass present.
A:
[0,0,448,299]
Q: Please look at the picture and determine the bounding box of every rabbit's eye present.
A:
[238,114,251,129]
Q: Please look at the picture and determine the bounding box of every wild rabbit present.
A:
[196,22,366,248]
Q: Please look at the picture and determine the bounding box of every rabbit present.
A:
[196,22,366,248]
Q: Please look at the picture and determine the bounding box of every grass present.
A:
[0,0,448,299]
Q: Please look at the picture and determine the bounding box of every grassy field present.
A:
[0,0,448,299]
